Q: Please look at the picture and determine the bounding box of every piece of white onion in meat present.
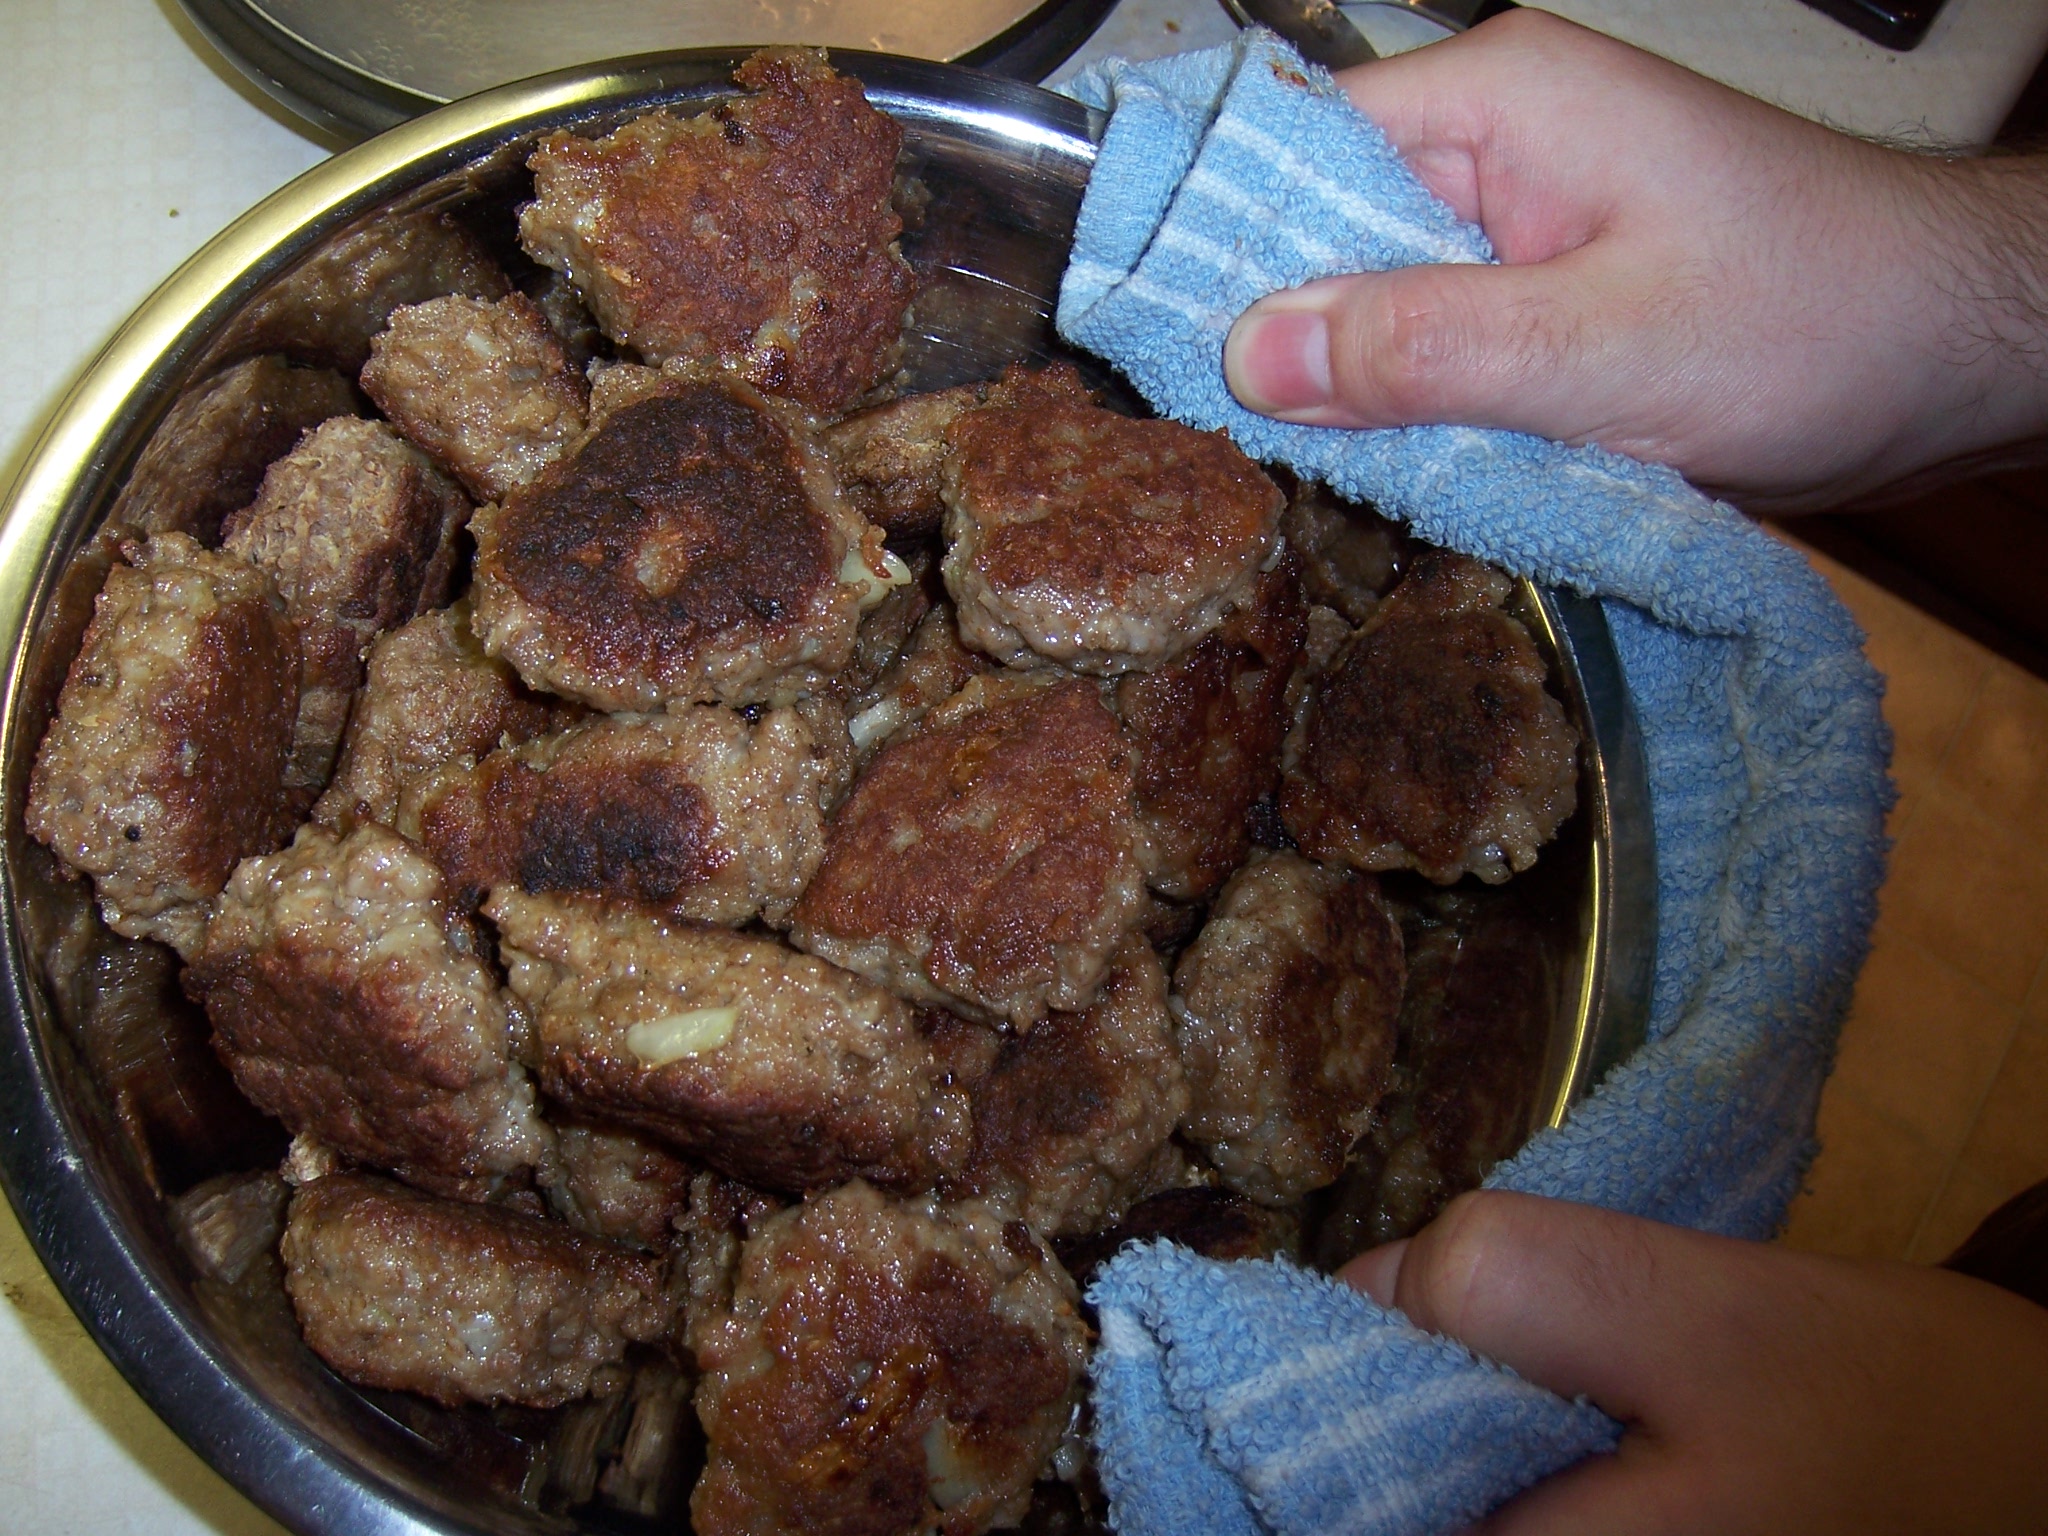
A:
[841,543,913,609]
[625,1006,739,1065]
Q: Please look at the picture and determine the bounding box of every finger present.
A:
[1471,1439,1698,1536]
[1374,1191,1734,1421]
[1223,258,1615,438]
[1338,1239,1408,1307]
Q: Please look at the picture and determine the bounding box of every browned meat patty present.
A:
[550,1121,695,1249]
[105,356,359,547]
[1055,1185,1298,1292]
[845,602,990,761]
[282,1172,671,1408]
[1116,549,1307,902]
[1171,851,1405,1205]
[469,377,884,711]
[490,891,973,1195]
[945,942,1188,1238]
[26,533,300,957]
[1281,482,1404,627]
[823,365,1097,543]
[519,48,912,412]
[677,1171,787,1356]
[187,823,554,1200]
[692,1180,1087,1536]
[214,209,512,377]
[414,703,844,926]
[313,601,561,834]
[1280,552,1581,884]
[223,416,471,795]
[789,672,1147,1031]
[360,293,590,502]
[942,386,1284,674]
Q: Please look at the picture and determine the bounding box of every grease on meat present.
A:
[491,891,973,1194]
[1281,552,1580,884]
[187,823,553,1200]
[790,672,1147,1030]
[691,1181,1088,1536]
[282,1172,671,1408]
[26,533,300,957]
[519,48,912,411]
[1171,852,1405,1205]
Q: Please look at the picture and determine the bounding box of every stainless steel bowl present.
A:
[0,51,1654,1536]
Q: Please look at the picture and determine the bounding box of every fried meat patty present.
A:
[360,293,590,502]
[519,48,912,412]
[942,386,1284,674]
[491,891,972,1194]
[188,824,553,1199]
[223,416,471,794]
[282,1173,670,1408]
[314,602,560,834]
[845,602,990,760]
[1281,552,1580,884]
[691,1181,1087,1536]
[1117,550,1306,902]
[550,1121,695,1249]
[106,356,359,547]
[1281,483,1403,627]
[415,703,844,925]
[790,672,1147,1030]
[1171,852,1405,1205]
[26,533,300,957]
[469,380,881,711]
[946,942,1188,1238]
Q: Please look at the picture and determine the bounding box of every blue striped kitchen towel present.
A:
[1058,30,1892,1536]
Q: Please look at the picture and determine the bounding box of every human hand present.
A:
[1340,1190,2048,1534]
[1223,10,2048,510]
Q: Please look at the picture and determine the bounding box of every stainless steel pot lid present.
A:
[173,0,1121,139]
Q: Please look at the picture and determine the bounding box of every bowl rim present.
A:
[0,46,1649,1536]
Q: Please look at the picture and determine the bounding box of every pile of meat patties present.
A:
[25,47,1582,1536]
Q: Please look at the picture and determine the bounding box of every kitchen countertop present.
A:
[5,0,2048,1529]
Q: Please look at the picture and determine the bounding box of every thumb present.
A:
[1223,259,1610,439]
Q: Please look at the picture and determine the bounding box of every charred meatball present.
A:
[26,533,300,957]
[1281,552,1580,884]
[790,672,1147,1030]
[550,1121,695,1249]
[360,292,590,502]
[692,1181,1088,1536]
[313,601,560,834]
[222,415,471,794]
[490,891,973,1195]
[282,1173,671,1408]
[414,703,845,925]
[946,941,1188,1238]
[519,48,912,412]
[942,384,1283,674]
[469,377,886,711]
[1171,852,1405,1205]
[1116,550,1306,902]
[105,356,359,547]
[187,823,553,1200]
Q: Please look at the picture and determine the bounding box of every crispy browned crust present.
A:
[282,1173,671,1408]
[691,1182,1087,1536]
[945,942,1188,1238]
[1171,852,1406,1205]
[187,824,553,1198]
[1116,550,1307,902]
[491,892,972,1195]
[25,534,301,956]
[943,394,1283,674]
[790,673,1147,1030]
[415,705,840,926]
[550,1120,695,1249]
[313,603,560,834]
[106,357,360,547]
[1280,552,1580,885]
[519,48,912,411]
[361,293,590,502]
[470,381,872,710]
[223,416,472,794]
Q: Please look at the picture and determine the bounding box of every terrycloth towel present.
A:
[1058,31,1893,1536]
